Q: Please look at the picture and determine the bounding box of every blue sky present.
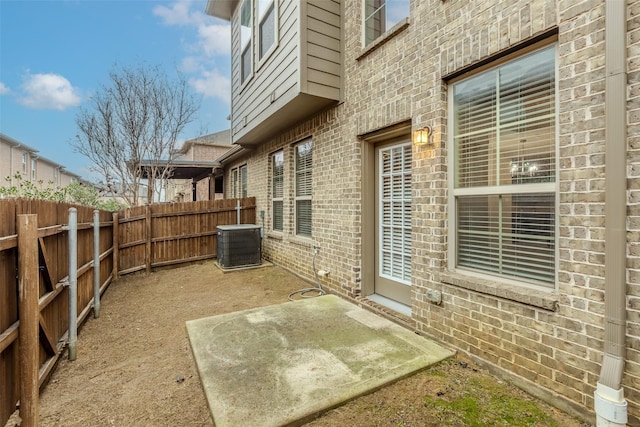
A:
[0,0,231,180]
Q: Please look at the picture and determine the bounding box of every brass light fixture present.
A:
[414,125,432,146]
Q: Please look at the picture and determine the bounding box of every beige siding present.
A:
[303,0,341,99]
[228,0,342,144]
[231,1,300,140]
[0,136,79,191]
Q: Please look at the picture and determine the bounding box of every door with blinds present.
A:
[374,141,412,306]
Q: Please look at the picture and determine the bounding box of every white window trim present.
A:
[238,0,254,89]
[256,0,278,70]
[271,150,284,232]
[232,168,239,198]
[240,164,248,198]
[294,140,312,238]
[447,44,560,291]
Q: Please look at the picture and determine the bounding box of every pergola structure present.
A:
[135,159,223,202]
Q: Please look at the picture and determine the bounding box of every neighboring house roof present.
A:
[137,130,233,180]
[171,129,232,156]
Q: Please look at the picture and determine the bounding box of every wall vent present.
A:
[217,224,262,269]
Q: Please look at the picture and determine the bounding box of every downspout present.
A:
[594,0,628,425]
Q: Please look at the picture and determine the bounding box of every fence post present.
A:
[68,208,78,361]
[112,212,119,280]
[18,214,39,427]
[146,205,152,274]
[93,210,101,318]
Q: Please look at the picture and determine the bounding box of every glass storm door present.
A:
[375,141,412,306]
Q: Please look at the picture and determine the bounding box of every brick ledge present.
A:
[436,271,559,311]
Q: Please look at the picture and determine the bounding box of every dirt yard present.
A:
[8,262,591,426]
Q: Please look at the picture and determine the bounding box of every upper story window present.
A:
[272,150,284,231]
[258,0,276,60]
[450,45,557,287]
[295,140,313,237]
[240,0,253,83]
[53,168,59,184]
[22,152,27,173]
[363,0,409,47]
[31,158,37,180]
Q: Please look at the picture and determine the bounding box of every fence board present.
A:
[0,197,255,425]
[0,199,116,426]
[0,200,18,424]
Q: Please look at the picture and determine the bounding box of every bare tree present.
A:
[74,64,200,206]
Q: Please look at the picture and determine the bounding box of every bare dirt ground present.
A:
[8,262,591,426]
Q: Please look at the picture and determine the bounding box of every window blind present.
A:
[296,141,312,237]
[453,46,556,285]
[272,151,283,231]
[380,144,412,282]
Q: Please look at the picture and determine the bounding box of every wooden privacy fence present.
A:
[0,197,256,426]
[0,199,114,426]
[114,198,256,276]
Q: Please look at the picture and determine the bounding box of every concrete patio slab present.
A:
[186,295,454,427]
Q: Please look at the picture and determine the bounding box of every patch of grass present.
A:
[424,376,558,427]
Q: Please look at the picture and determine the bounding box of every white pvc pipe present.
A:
[93,210,101,318]
[237,199,241,224]
[68,208,78,361]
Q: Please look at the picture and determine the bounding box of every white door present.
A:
[375,141,412,306]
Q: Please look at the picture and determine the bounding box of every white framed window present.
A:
[240,165,248,197]
[22,152,27,173]
[295,141,312,237]
[53,168,59,184]
[257,0,276,61]
[31,158,37,181]
[272,150,284,231]
[240,0,253,84]
[450,45,557,286]
[363,0,409,47]
[231,164,248,198]
[232,168,239,197]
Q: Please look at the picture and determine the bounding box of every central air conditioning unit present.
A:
[217,224,262,269]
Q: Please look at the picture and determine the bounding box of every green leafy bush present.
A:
[0,172,125,211]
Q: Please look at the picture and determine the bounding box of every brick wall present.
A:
[221,0,640,422]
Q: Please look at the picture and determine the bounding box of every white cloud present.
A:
[19,73,82,110]
[198,23,230,56]
[153,1,231,104]
[189,69,230,103]
[153,0,205,26]
[0,82,9,95]
[180,56,201,74]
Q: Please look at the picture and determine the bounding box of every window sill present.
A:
[357,18,410,61]
[435,270,559,311]
[266,231,283,240]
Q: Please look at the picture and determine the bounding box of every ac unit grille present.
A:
[217,225,262,269]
